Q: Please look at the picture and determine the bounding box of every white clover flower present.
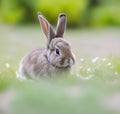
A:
[102,58,107,62]
[92,57,99,63]
[107,62,112,66]
[5,63,10,68]
[87,67,91,72]
[114,72,118,75]
[80,58,84,62]
[78,75,94,80]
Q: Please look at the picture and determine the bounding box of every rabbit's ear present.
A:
[56,13,66,37]
[38,12,55,44]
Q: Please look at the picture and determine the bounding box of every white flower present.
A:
[78,75,94,80]
[102,58,107,62]
[92,57,99,63]
[87,67,91,72]
[114,72,118,75]
[107,62,112,66]
[5,63,10,68]
[80,58,84,62]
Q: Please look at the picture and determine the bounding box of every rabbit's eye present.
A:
[55,49,60,55]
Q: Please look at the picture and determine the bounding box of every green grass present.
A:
[0,25,120,114]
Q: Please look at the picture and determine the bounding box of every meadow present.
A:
[0,25,120,114]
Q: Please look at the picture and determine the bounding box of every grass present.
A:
[0,25,120,114]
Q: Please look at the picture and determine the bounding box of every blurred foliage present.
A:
[0,57,120,114]
[90,0,120,26]
[0,55,120,114]
[36,0,87,27]
[0,0,120,27]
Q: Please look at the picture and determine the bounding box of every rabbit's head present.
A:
[38,12,75,68]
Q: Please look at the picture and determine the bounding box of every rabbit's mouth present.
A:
[45,54,74,68]
[58,58,74,68]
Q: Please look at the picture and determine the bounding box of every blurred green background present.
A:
[0,0,120,114]
[0,0,120,27]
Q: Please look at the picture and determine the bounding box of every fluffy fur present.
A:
[19,12,75,79]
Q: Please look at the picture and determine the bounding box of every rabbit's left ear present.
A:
[56,13,66,37]
[38,12,56,45]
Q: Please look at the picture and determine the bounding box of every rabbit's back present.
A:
[19,48,51,79]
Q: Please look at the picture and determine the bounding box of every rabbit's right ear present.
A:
[38,12,55,46]
[56,13,66,37]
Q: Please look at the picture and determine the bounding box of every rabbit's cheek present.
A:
[59,58,74,67]
[59,58,65,66]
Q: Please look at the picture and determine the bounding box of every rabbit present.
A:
[19,12,75,79]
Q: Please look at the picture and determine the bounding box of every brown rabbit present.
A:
[19,12,75,79]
